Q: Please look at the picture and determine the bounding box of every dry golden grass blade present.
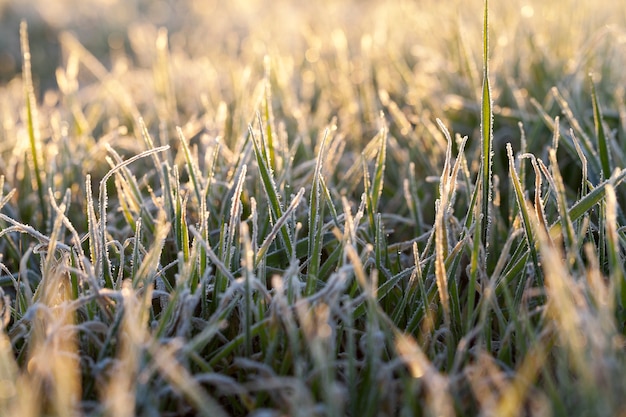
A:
[395,332,455,417]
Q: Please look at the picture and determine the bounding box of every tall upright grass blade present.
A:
[97,145,169,287]
[179,191,191,262]
[59,31,142,127]
[370,120,388,222]
[20,21,47,228]
[479,0,494,259]
[434,119,468,334]
[547,149,576,252]
[85,174,100,279]
[590,75,612,179]
[132,212,170,290]
[306,129,330,295]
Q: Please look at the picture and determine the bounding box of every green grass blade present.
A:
[262,56,276,173]
[566,168,626,222]
[306,129,330,295]
[178,127,203,206]
[506,143,543,287]
[480,0,493,257]
[498,168,626,296]
[545,149,576,251]
[179,192,190,262]
[370,123,387,221]
[240,222,254,357]
[20,21,47,229]
[256,187,305,268]
[590,75,612,179]
[249,122,293,258]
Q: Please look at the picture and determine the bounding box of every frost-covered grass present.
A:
[0,0,625,416]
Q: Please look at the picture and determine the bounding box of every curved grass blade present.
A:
[98,145,170,287]
[306,129,330,295]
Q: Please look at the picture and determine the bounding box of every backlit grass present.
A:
[0,0,625,416]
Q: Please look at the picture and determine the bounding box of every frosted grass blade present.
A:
[590,75,612,179]
[507,143,543,286]
[256,187,305,268]
[306,129,330,295]
[480,0,494,257]
[178,127,203,205]
[371,121,388,220]
[249,122,293,258]
[98,145,169,286]
[20,21,47,228]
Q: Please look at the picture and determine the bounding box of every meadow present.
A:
[0,0,625,415]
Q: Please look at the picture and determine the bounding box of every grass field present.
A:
[1,0,626,415]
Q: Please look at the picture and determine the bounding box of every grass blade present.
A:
[249,120,293,258]
[590,74,612,179]
[434,198,451,328]
[177,127,203,206]
[256,187,305,268]
[20,21,47,228]
[479,0,494,259]
[604,185,626,319]
[506,143,543,287]
[370,121,388,222]
[306,129,330,295]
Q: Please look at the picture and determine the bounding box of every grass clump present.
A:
[1,0,626,416]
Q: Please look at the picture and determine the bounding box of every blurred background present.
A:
[1,0,625,189]
[2,0,625,95]
[1,0,625,179]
